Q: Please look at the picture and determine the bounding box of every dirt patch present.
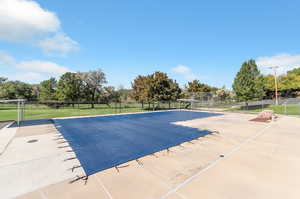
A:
[250,117,271,122]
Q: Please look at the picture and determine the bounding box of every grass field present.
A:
[0,102,182,121]
[2,102,298,122]
[0,103,150,121]
[228,104,300,116]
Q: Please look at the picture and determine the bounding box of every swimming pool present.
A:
[54,111,220,175]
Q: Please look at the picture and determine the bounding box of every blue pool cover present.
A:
[53,111,220,175]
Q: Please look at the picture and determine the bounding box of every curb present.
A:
[0,122,17,156]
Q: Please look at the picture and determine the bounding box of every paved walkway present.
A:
[0,122,16,155]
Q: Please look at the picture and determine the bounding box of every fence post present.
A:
[17,101,19,126]
[284,103,287,115]
[21,100,25,122]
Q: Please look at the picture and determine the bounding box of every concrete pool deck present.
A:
[0,111,299,198]
[0,121,16,155]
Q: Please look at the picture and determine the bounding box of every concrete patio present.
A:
[0,112,299,199]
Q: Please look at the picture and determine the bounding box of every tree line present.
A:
[0,70,218,108]
[0,69,130,108]
[1,61,300,108]
[232,59,300,105]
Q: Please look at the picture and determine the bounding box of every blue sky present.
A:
[1,0,300,89]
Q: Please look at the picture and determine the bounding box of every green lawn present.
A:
[227,104,300,116]
[0,103,149,121]
[0,102,184,121]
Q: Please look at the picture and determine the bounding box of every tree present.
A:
[39,78,57,101]
[214,87,232,101]
[0,81,34,100]
[131,72,182,108]
[185,80,216,101]
[117,86,132,102]
[57,72,83,106]
[150,72,172,102]
[232,60,265,106]
[165,79,182,108]
[283,67,300,95]
[131,75,152,105]
[279,73,300,97]
[261,67,300,98]
[262,75,276,98]
[100,86,121,104]
[287,67,300,76]
[168,80,182,101]
[0,77,7,98]
[31,84,40,100]
[0,77,7,84]
[186,80,215,94]
[78,69,107,108]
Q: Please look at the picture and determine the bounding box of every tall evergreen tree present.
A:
[232,60,265,106]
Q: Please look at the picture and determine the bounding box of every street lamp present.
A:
[268,66,279,105]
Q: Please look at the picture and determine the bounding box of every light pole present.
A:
[268,66,279,105]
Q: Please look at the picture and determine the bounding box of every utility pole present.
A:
[268,66,279,105]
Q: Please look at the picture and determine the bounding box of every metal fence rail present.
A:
[192,96,300,117]
[0,100,190,122]
[0,99,26,125]
[1,97,299,122]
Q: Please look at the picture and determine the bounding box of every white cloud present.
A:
[171,65,197,80]
[16,60,71,76]
[0,0,79,56]
[0,0,59,42]
[8,72,44,82]
[0,50,72,82]
[172,65,190,73]
[0,51,16,65]
[256,53,300,75]
[37,33,79,56]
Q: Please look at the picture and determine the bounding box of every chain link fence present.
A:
[190,91,300,117]
[1,95,299,123]
[0,100,191,122]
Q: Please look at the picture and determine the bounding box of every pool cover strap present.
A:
[54,111,220,176]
